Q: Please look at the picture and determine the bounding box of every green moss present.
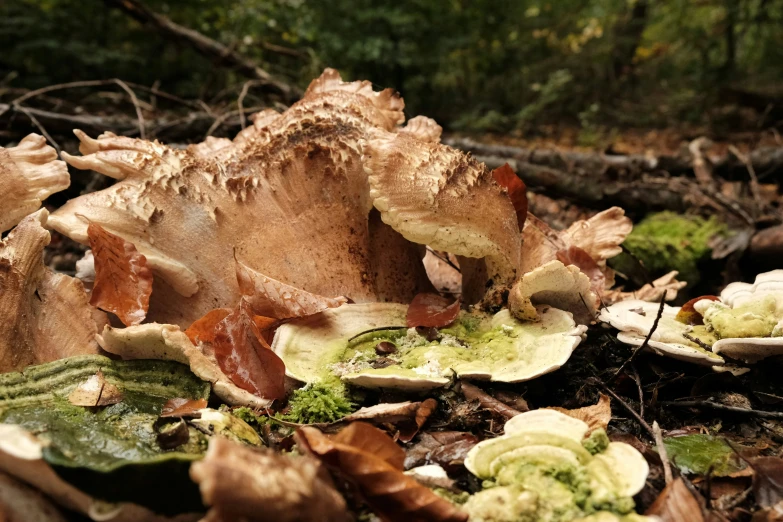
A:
[433,487,471,505]
[282,383,355,424]
[582,429,610,455]
[610,212,728,285]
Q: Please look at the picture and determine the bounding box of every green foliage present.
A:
[2,0,782,130]
[663,434,747,477]
[282,383,355,425]
[613,212,729,286]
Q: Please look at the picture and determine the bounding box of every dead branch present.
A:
[101,0,301,101]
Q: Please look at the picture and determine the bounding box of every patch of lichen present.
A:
[610,211,728,285]
[282,383,356,424]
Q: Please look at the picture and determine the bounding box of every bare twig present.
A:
[660,399,783,419]
[611,293,666,381]
[591,379,654,438]
[426,247,461,273]
[16,106,61,153]
[653,421,673,485]
[237,80,257,130]
[631,364,644,419]
[112,79,146,139]
[460,381,524,420]
[729,144,763,210]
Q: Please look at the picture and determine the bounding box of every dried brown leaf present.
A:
[556,245,606,293]
[185,308,232,345]
[213,300,286,401]
[161,398,208,418]
[549,394,611,433]
[646,478,705,522]
[298,423,468,522]
[342,399,438,442]
[87,223,153,326]
[460,382,522,420]
[191,436,347,522]
[753,457,783,508]
[406,293,460,328]
[491,163,528,230]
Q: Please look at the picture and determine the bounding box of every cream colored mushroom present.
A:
[0,134,69,233]
[0,210,107,373]
[97,322,271,408]
[508,260,597,324]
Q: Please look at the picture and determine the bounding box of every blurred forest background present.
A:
[3,0,783,143]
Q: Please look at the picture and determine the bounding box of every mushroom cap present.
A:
[465,409,648,497]
[273,303,585,389]
[49,70,431,327]
[599,300,725,366]
[721,269,783,309]
[712,337,783,363]
[508,260,597,324]
[0,134,69,233]
[98,322,272,408]
[0,210,107,373]
[363,132,521,295]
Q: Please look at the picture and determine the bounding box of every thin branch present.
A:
[660,399,783,419]
[611,293,666,381]
[653,421,673,485]
[112,79,146,139]
[592,378,654,438]
[16,106,61,154]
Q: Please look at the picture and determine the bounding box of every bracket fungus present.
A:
[463,409,651,522]
[0,210,108,373]
[0,134,69,233]
[272,303,586,390]
[601,270,783,366]
[598,300,725,366]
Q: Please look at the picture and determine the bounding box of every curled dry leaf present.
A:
[556,245,606,293]
[236,258,348,319]
[548,393,611,434]
[491,163,528,230]
[190,437,347,522]
[88,223,153,326]
[752,457,783,508]
[213,300,286,401]
[341,399,437,442]
[646,478,705,522]
[161,398,208,418]
[404,432,479,471]
[297,422,468,522]
[603,271,687,305]
[0,210,107,373]
[406,293,461,328]
[67,371,124,407]
[0,133,69,233]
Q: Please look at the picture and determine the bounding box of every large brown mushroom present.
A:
[48,70,440,327]
[0,134,69,233]
[0,210,107,373]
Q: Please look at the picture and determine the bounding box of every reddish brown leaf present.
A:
[87,223,153,326]
[491,163,528,230]
[404,432,479,471]
[646,478,705,522]
[161,398,208,418]
[556,246,605,292]
[298,423,468,522]
[185,308,231,345]
[333,422,406,470]
[675,296,720,325]
[753,457,783,508]
[341,399,438,443]
[213,299,286,401]
[406,293,460,328]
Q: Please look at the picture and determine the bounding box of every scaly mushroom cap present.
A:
[598,300,725,366]
[363,132,521,296]
[508,260,597,324]
[0,210,107,372]
[49,69,431,327]
[0,134,69,233]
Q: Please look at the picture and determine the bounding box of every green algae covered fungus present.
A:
[610,211,728,285]
[464,410,651,522]
[0,354,258,515]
